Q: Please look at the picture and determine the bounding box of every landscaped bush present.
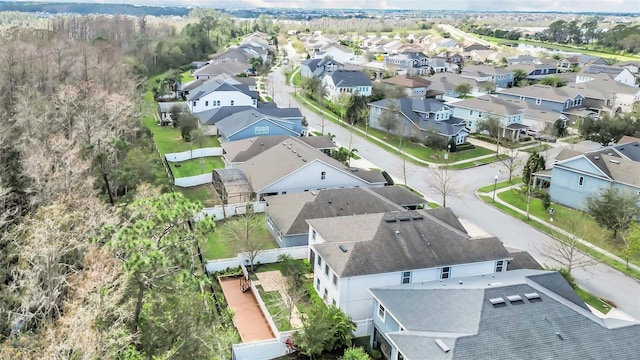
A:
[455,143,476,152]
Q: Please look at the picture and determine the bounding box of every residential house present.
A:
[240,31,271,48]
[449,95,528,140]
[192,59,253,80]
[314,43,357,64]
[547,143,640,211]
[212,42,270,65]
[577,64,636,86]
[381,74,439,98]
[369,269,640,360]
[215,108,306,143]
[300,58,344,79]
[429,56,461,73]
[506,59,559,80]
[157,102,188,125]
[322,70,373,101]
[460,64,515,89]
[196,103,301,135]
[469,49,498,63]
[232,137,386,200]
[496,84,587,118]
[571,75,640,114]
[506,54,538,65]
[181,74,257,99]
[221,135,336,167]
[186,78,259,114]
[307,209,512,320]
[384,51,430,75]
[264,187,425,247]
[369,98,468,145]
[429,72,484,97]
[559,54,608,70]
[616,61,640,75]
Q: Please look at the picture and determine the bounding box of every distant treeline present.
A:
[0,1,190,16]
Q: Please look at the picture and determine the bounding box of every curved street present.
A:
[267,64,640,320]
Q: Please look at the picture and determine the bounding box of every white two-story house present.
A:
[322,70,372,101]
[306,209,512,321]
[186,78,259,114]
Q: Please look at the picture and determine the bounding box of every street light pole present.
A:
[492,174,498,203]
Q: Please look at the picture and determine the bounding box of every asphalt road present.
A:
[268,64,640,320]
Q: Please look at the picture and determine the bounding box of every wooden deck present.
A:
[219,277,275,342]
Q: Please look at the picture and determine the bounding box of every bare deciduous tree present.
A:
[542,214,593,275]
[499,147,522,183]
[225,204,269,273]
[427,166,462,208]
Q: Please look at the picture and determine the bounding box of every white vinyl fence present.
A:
[232,331,297,360]
[174,173,212,187]
[196,201,267,221]
[165,147,223,162]
[205,246,309,273]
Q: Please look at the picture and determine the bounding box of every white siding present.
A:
[259,160,382,197]
[188,90,255,114]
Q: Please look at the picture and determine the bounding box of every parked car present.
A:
[538,135,557,143]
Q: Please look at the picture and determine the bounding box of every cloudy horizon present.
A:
[3,0,640,13]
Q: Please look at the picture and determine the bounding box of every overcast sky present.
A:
[7,0,640,13]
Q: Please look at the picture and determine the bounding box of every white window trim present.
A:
[377,303,386,321]
[441,266,450,279]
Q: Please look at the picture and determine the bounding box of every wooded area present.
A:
[0,10,255,359]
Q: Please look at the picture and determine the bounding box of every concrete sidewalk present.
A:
[477,183,640,274]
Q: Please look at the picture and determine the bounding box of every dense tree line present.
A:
[0,19,237,358]
[580,112,640,145]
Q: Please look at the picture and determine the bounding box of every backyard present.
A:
[204,213,280,260]
[176,184,221,208]
[143,116,220,155]
[170,157,225,178]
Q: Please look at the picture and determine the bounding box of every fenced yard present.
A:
[204,213,280,260]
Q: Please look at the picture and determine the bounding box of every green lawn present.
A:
[521,144,552,153]
[176,184,221,208]
[497,189,640,268]
[181,70,194,84]
[257,286,293,331]
[477,178,522,193]
[204,213,279,260]
[442,154,509,170]
[143,116,220,154]
[170,157,225,178]
[574,286,613,314]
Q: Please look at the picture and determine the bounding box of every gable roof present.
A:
[222,135,337,163]
[554,146,640,186]
[216,109,299,138]
[265,187,421,235]
[382,74,432,88]
[308,209,510,278]
[369,98,466,137]
[196,103,302,126]
[449,94,523,116]
[371,269,640,360]
[327,70,372,88]
[186,78,258,101]
[237,138,385,192]
[581,64,628,75]
[497,84,582,103]
[193,59,252,78]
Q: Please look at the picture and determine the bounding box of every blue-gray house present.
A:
[368,97,469,145]
[547,143,640,211]
[216,107,305,143]
[497,84,585,115]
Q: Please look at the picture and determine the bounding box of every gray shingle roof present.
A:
[265,186,423,235]
[215,109,299,138]
[186,79,257,101]
[497,84,581,103]
[372,270,640,360]
[328,70,372,87]
[196,104,302,126]
[309,209,509,277]
[237,138,385,192]
[222,135,336,163]
[369,98,466,137]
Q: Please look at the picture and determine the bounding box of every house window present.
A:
[332,299,336,306]
[378,303,386,321]
[324,264,329,277]
[321,171,326,180]
[495,260,504,272]
[401,271,411,284]
[332,274,338,287]
[254,126,270,135]
[323,288,328,301]
[578,176,584,186]
[536,98,542,105]
[317,255,322,267]
[193,101,197,107]
[312,229,316,240]
[398,353,405,360]
[231,100,235,106]
[316,278,320,291]
[205,101,209,106]
[441,266,450,279]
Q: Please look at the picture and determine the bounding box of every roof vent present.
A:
[489,297,505,305]
[634,143,639,147]
[287,146,292,149]
[593,156,600,160]
[282,142,287,146]
[524,292,540,300]
[435,339,450,353]
[339,244,348,253]
[609,159,620,164]
[507,295,523,303]
[556,332,564,341]
[398,216,410,222]
[395,230,400,236]
[384,217,397,223]
[297,153,302,158]
[302,159,307,162]
[607,152,613,156]
[411,215,424,220]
